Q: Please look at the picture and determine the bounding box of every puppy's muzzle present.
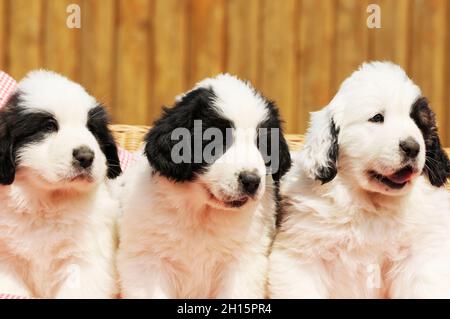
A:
[73,146,95,169]
[399,137,420,159]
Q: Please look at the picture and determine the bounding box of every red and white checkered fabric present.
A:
[0,71,17,109]
[0,293,28,299]
[118,147,139,171]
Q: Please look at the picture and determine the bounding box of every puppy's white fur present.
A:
[117,74,282,298]
[269,62,450,298]
[0,70,119,298]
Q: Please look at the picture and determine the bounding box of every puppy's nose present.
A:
[239,171,261,196]
[399,137,420,159]
[73,146,95,169]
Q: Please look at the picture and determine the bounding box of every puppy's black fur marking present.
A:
[275,193,293,228]
[0,124,15,185]
[257,101,292,182]
[87,105,122,179]
[0,93,121,184]
[257,100,292,227]
[145,88,234,182]
[0,91,59,185]
[410,97,450,187]
[315,119,340,184]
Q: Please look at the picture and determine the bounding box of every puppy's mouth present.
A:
[69,171,94,183]
[204,187,249,209]
[368,165,416,190]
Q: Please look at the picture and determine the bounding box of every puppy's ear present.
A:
[144,120,193,182]
[87,105,122,179]
[272,133,291,182]
[261,101,292,182]
[0,92,21,185]
[0,120,15,185]
[411,97,450,187]
[144,88,214,182]
[301,109,340,184]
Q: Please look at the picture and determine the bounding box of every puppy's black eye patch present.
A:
[9,110,58,143]
[41,118,59,133]
[145,87,235,182]
[369,113,384,123]
[0,91,61,179]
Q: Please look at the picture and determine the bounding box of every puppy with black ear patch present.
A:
[269,61,450,298]
[117,74,291,298]
[0,70,122,298]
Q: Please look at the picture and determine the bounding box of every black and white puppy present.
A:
[0,70,121,298]
[269,62,450,298]
[117,74,291,298]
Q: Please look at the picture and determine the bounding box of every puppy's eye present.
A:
[369,113,384,123]
[43,119,58,132]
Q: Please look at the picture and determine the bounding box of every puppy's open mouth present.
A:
[205,187,249,208]
[368,166,415,190]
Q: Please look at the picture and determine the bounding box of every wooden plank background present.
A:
[0,0,449,145]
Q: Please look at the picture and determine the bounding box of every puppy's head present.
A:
[145,74,291,210]
[0,70,121,191]
[302,61,450,195]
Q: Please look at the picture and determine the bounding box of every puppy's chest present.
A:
[150,229,236,298]
[0,207,91,297]
[322,242,409,298]
[290,210,412,297]
[147,207,269,297]
[318,225,410,298]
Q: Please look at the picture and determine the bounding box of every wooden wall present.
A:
[0,0,449,144]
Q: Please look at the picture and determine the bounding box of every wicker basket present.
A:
[110,124,450,190]
[111,124,149,152]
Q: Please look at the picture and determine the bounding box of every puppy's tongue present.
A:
[388,167,413,184]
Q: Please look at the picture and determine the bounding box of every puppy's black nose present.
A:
[399,137,420,159]
[73,146,95,169]
[239,171,261,196]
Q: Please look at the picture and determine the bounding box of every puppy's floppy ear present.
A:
[144,88,214,182]
[261,101,292,182]
[411,97,450,187]
[0,92,21,185]
[272,133,291,182]
[144,119,193,182]
[87,104,122,179]
[0,119,15,185]
[301,108,340,184]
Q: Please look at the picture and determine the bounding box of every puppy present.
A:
[269,62,450,298]
[0,70,122,298]
[117,74,291,298]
